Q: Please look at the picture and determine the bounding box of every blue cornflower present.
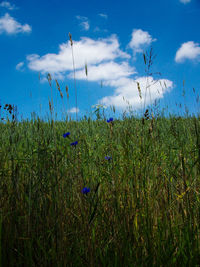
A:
[63,132,70,138]
[105,156,112,161]
[70,141,78,146]
[107,117,113,123]
[82,187,90,194]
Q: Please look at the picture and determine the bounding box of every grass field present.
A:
[1,47,200,266]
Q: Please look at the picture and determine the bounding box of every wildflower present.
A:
[70,141,78,146]
[105,156,112,161]
[63,132,70,138]
[107,117,113,123]
[82,187,90,194]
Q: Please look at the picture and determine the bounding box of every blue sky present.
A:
[0,0,200,121]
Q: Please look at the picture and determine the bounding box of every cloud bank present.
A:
[72,61,136,81]
[27,35,130,75]
[26,29,174,110]
[100,77,173,109]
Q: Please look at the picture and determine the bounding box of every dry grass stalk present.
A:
[55,79,63,99]
[137,82,142,99]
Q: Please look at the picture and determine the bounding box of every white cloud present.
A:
[98,13,108,19]
[68,107,80,113]
[76,15,88,20]
[180,0,191,4]
[76,15,90,31]
[27,35,130,75]
[128,29,157,53]
[0,13,31,34]
[71,61,136,81]
[0,1,17,10]
[16,61,24,70]
[26,32,173,111]
[175,41,200,63]
[81,21,89,31]
[99,76,173,109]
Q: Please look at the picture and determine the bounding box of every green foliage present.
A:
[1,114,200,266]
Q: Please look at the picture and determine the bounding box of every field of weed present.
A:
[1,44,200,266]
[1,108,200,266]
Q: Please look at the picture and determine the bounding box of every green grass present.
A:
[1,112,200,266]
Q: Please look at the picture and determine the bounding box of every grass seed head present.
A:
[69,32,73,46]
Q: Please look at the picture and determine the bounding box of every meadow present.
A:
[1,46,200,266]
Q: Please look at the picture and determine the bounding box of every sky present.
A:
[0,0,200,121]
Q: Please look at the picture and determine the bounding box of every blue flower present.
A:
[63,132,70,138]
[82,187,90,194]
[70,141,78,146]
[105,156,112,161]
[107,117,113,123]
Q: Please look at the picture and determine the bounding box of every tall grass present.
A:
[1,42,200,266]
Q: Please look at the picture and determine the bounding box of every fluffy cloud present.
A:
[128,29,157,53]
[0,13,31,34]
[70,61,136,81]
[26,31,173,111]
[179,0,191,4]
[100,77,173,109]
[27,35,130,75]
[0,1,17,10]
[175,41,200,63]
